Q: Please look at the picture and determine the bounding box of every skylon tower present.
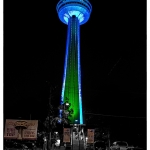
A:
[56,0,92,124]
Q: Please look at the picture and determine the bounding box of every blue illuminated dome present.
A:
[56,0,92,25]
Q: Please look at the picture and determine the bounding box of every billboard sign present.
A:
[87,129,94,143]
[63,128,71,142]
[4,119,38,140]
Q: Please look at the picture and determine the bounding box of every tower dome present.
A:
[56,0,92,25]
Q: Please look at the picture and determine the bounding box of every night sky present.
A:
[4,0,146,122]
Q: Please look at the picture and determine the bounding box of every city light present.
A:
[65,102,69,106]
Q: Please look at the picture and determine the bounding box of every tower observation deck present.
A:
[56,0,92,25]
[56,0,92,124]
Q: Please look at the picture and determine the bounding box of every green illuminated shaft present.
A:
[63,16,81,123]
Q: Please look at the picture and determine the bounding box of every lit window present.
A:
[64,16,69,23]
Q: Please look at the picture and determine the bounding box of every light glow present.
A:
[55,139,60,146]
[64,16,69,23]
[77,21,83,124]
[79,16,84,23]
[68,10,80,17]
[60,19,71,118]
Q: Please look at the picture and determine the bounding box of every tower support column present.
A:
[62,15,82,124]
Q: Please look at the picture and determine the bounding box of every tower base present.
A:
[70,124,86,150]
[71,131,84,150]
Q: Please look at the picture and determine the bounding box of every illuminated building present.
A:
[56,0,92,124]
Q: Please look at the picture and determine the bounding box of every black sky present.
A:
[4,0,146,121]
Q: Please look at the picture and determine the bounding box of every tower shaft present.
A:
[61,16,83,124]
[57,0,92,125]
